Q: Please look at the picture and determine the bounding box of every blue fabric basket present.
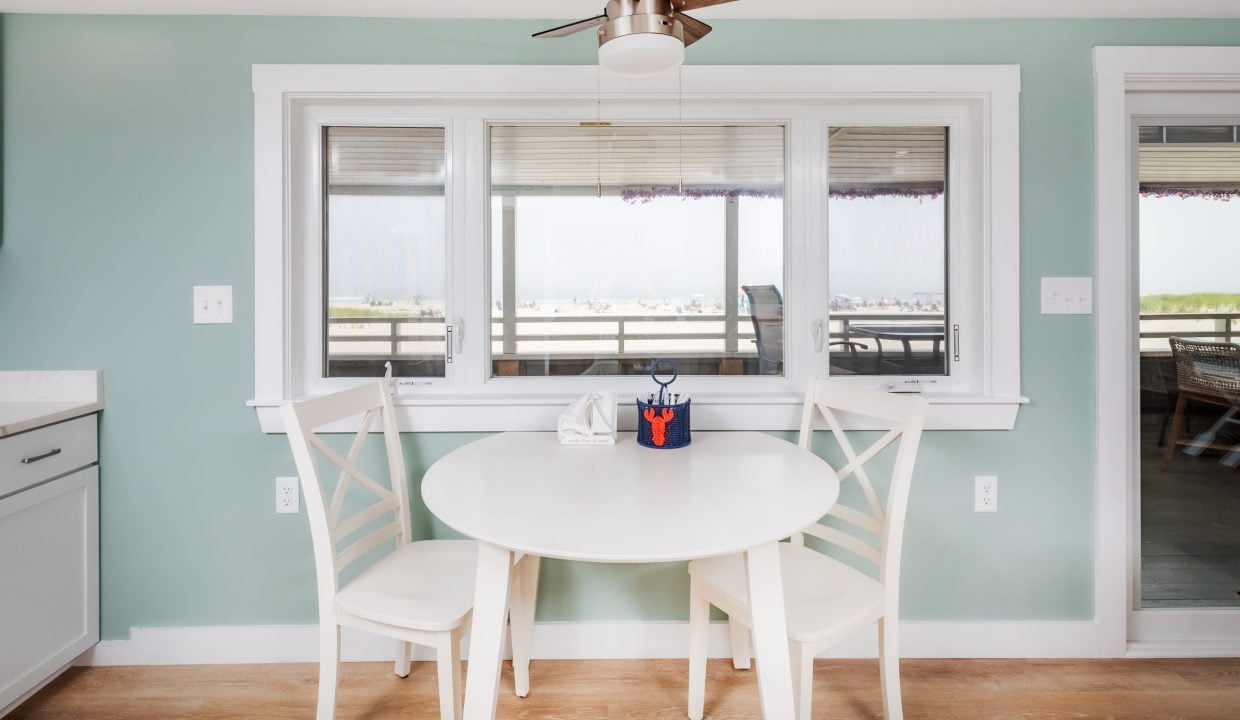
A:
[636,359,691,449]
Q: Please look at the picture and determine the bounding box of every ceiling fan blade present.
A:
[532,14,608,39]
[673,0,740,12]
[677,13,713,47]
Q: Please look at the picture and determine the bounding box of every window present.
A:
[324,127,447,378]
[828,126,948,377]
[488,124,785,377]
[252,65,1024,432]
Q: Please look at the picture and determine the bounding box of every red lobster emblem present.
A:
[643,407,676,447]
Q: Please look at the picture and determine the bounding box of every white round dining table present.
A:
[422,431,839,720]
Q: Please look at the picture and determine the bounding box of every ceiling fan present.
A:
[533,0,739,76]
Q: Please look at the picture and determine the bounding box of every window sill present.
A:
[249,392,1028,434]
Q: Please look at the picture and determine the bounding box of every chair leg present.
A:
[789,641,814,720]
[687,579,710,720]
[436,630,463,720]
[510,554,541,698]
[316,624,341,720]
[395,640,412,678]
[728,617,752,670]
[878,616,903,720]
[1162,395,1188,471]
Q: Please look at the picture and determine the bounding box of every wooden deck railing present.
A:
[1138,312,1239,347]
[326,310,1240,361]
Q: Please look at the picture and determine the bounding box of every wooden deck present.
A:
[10,658,1240,720]
[1140,410,1240,608]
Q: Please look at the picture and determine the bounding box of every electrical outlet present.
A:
[975,475,998,513]
[276,476,300,514]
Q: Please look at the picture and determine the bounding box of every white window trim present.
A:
[1093,46,1240,659]
[250,64,1025,433]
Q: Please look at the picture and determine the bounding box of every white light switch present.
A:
[193,285,233,324]
[1040,277,1092,315]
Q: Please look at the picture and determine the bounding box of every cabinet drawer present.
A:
[0,414,98,498]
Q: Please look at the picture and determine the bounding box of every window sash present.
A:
[485,121,789,379]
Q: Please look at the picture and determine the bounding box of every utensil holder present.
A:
[636,359,691,449]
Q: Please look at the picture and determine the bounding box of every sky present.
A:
[328,193,947,305]
[327,192,1240,306]
[1139,195,1240,296]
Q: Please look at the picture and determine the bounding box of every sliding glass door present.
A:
[1136,121,1240,610]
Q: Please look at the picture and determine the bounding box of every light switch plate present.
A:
[193,285,233,324]
[1040,277,1092,315]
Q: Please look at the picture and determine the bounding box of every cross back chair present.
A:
[687,379,928,720]
[282,382,483,720]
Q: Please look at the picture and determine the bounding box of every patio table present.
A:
[848,322,947,368]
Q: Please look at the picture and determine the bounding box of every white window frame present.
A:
[1094,46,1240,658]
[250,64,1025,433]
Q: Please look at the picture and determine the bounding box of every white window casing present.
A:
[250,65,1026,433]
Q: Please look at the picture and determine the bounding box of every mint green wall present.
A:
[2,15,1238,640]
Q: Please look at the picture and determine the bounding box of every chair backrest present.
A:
[281,382,411,610]
[1170,337,1240,402]
[742,284,784,375]
[797,378,929,604]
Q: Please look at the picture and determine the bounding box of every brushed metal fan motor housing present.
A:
[598,0,685,47]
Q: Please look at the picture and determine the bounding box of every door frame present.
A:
[1094,46,1240,657]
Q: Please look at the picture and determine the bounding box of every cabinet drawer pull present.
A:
[20,448,62,464]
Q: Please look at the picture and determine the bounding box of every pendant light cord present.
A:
[596,63,603,198]
[678,64,684,196]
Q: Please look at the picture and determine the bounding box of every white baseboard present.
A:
[76,620,1101,667]
[1126,642,1240,658]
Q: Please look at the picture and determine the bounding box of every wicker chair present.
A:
[1162,337,1240,470]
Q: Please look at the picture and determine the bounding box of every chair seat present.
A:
[336,539,478,632]
[689,542,886,644]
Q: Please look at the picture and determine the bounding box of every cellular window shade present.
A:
[489,124,785,195]
[327,127,446,193]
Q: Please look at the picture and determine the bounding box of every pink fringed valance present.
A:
[1140,186,1240,200]
[618,186,943,204]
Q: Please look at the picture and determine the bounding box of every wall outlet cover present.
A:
[975,475,998,513]
[276,476,300,514]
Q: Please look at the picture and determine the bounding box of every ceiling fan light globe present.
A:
[598,32,685,76]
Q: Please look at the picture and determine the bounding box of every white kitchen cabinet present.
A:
[0,413,100,716]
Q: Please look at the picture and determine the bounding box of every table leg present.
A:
[463,542,513,720]
[509,553,541,697]
[744,542,795,720]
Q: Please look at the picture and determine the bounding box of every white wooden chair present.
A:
[687,379,928,720]
[282,382,482,720]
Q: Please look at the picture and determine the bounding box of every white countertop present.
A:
[0,400,104,438]
[0,371,104,438]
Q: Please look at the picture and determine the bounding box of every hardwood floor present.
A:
[10,658,1240,720]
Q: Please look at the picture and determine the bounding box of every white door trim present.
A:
[1093,46,1240,658]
